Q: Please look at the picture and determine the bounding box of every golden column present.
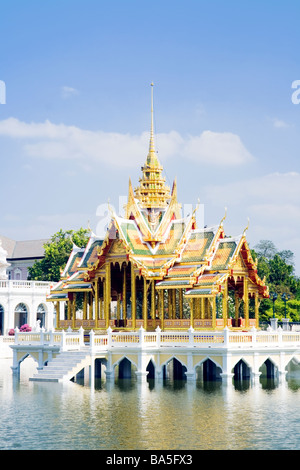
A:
[94,278,99,329]
[143,277,148,328]
[131,263,136,329]
[201,298,205,319]
[83,292,87,320]
[255,291,259,328]
[212,296,216,329]
[244,276,249,328]
[117,294,121,322]
[55,302,60,329]
[105,262,111,329]
[72,293,76,329]
[151,280,156,320]
[234,292,239,326]
[67,297,71,321]
[159,289,164,330]
[123,265,127,323]
[222,280,228,326]
[168,290,173,318]
[172,289,176,318]
[179,289,183,319]
[88,292,93,321]
[190,298,194,328]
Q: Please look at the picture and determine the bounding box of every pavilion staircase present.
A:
[29,350,91,383]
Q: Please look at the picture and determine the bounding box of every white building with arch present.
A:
[0,239,54,336]
[0,280,55,334]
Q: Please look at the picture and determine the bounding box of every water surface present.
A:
[0,358,300,450]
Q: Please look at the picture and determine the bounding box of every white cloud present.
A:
[183,130,253,165]
[203,172,300,274]
[0,118,254,169]
[204,172,300,207]
[272,118,289,129]
[61,86,79,99]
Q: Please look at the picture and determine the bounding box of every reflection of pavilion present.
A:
[49,86,268,331]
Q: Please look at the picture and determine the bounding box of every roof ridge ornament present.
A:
[149,82,155,155]
[220,207,227,226]
[243,217,250,237]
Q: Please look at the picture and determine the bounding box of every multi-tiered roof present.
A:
[49,85,268,310]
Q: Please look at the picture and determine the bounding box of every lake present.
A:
[0,357,300,450]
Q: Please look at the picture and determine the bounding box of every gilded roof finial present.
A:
[149,82,155,154]
[134,82,170,210]
[243,217,250,236]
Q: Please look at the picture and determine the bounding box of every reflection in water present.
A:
[1,358,300,450]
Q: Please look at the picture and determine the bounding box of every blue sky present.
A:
[0,0,300,274]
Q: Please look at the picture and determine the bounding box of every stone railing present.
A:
[0,280,52,291]
[12,326,85,351]
[11,326,300,353]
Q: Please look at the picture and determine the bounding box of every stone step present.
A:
[29,350,90,382]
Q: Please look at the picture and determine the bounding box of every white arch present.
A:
[230,356,252,374]
[160,354,187,370]
[112,354,138,371]
[194,356,224,373]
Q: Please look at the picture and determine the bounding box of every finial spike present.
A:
[149,82,155,153]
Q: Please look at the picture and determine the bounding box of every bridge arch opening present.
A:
[233,359,251,381]
[259,358,278,379]
[115,357,137,379]
[286,357,300,378]
[146,359,155,380]
[196,358,222,382]
[163,357,187,381]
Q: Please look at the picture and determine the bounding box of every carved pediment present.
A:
[108,239,127,257]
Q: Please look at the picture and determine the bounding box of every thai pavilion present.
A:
[48,85,268,332]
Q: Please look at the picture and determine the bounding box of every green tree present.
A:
[28,228,89,282]
[252,240,300,322]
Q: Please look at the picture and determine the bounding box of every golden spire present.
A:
[134,83,170,210]
[149,82,155,153]
[146,82,160,167]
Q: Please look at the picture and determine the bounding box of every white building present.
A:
[0,238,54,335]
[0,234,49,280]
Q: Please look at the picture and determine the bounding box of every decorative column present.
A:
[94,278,99,329]
[195,298,200,319]
[67,296,71,321]
[189,298,194,329]
[234,292,239,326]
[151,280,155,320]
[72,293,76,329]
[167,290,172,319]
[159,289,164,330]
[117,294,121,322]
[179,289,183,319]
[212,296,216,329]
[122,265,127,323]
[222,279,228,326]
[83,292,87,320]
[105,262,111,329]
[244,276,249,328]
[172,289,176,318]
[255,292,259,328]
[201,298,205,319]
[55,302,60,329]
[131,263,136,329]
[143,277,148,328]
[100,297,104,320]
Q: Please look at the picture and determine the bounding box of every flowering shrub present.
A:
[20,324,32,332]
[8,329,15,336]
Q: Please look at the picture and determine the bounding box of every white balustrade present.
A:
[12,325,300,353]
